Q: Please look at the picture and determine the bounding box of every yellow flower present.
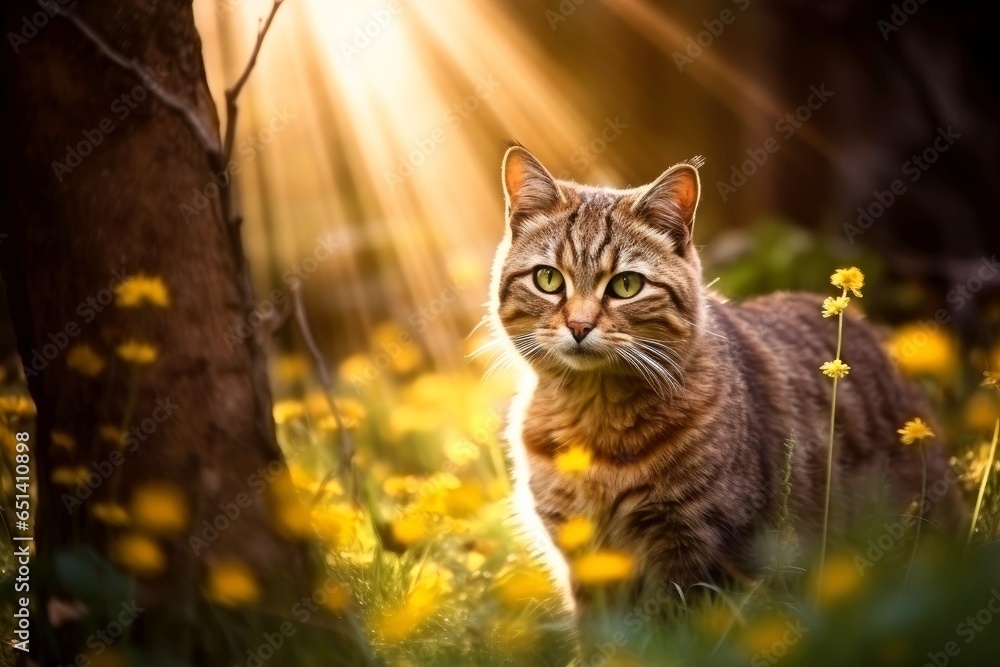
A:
[0,394,36,417]
[898,417,935,445]
[312,396,365,429]
[86,649,128,667]
[815,552,862,606]
[555,444,592,476]
[303,391,330,416]
[99,425,125,446]
[51,466,89,486]
[287,463,323,493]
[51,430,76,452]
[382,475,415,498]
[738,613,803,660]
[982,371,1000,390]
[444,438,480,467]
[91,502,130,526]
[374,573,446,641]
[496,567,554,606]
[313,504,362,548]
[963,439,1000,488]
[444,482,486,518]
[390,344,424,375]
[272,399,305,424]
[465,550,487,573]
[115,274,170,308]
[272,498,312,539]
[205,559,261,608]
[373,322,425,374]
[265,471,312,538]
[272,354,309,383]
[572,550,635,585]
[388,404,442,436]
[830,267,864,297]
[406,373,456,407]
[339,354,373,386]
[319,579,351,613]
[130,483,189,535]
[965,392,999,432]
[371,321,407,351]
[117,340,158,365]
[110,533,166,577]
[391,513,430,547]
[887,324,956,380]
[821,295,850,318]
[66,344,106,377]
[557,516,594,552]
[820,359,851,379]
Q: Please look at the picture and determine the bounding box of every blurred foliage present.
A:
[706,218,886,302]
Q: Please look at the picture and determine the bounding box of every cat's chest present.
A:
[522,397,668,465]
[525,452,669,530]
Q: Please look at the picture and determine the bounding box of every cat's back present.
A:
[709,291,961,529]
[709,290,916,435]
[710,291,890,379]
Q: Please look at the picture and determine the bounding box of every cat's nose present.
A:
[567,320,594,343]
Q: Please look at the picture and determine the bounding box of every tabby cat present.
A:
[489,145,964,611]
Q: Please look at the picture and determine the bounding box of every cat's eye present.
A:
[608,272,644,299]
[533,266,565,294]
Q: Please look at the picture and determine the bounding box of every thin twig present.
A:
[213,0,285,363]
[269,297,294,333]
[288,280,357,504]
[223,0,285,165]
[46,2,222,160]
[207,0,289,478]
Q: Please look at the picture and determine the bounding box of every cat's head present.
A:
[490,145,705,392]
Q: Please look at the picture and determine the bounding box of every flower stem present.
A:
[967,419,1000,546]
[903,443,926,588]
[817,290,847,600]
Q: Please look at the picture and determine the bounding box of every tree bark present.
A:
[1,1,369,664]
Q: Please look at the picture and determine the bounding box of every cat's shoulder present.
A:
[710,290,824,317]
[706,291,851,338]
[709,290,881,343]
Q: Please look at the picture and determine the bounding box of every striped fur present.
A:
[488,147,965,612]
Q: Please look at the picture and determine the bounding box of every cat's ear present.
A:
[631,159,702,250]
[502,145,562,227]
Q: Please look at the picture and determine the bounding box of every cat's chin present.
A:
[551,347,607,371]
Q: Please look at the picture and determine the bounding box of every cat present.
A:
[488,144,965,613]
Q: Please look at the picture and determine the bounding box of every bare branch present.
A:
[288,280,358,504]
[46,2,222,160]
[222,0,285,165]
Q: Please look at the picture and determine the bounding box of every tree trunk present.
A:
[0,1,369,664]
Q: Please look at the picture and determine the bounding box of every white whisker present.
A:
[616,346,667,399]
[677,314,727,340]
[632,340,685,391]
